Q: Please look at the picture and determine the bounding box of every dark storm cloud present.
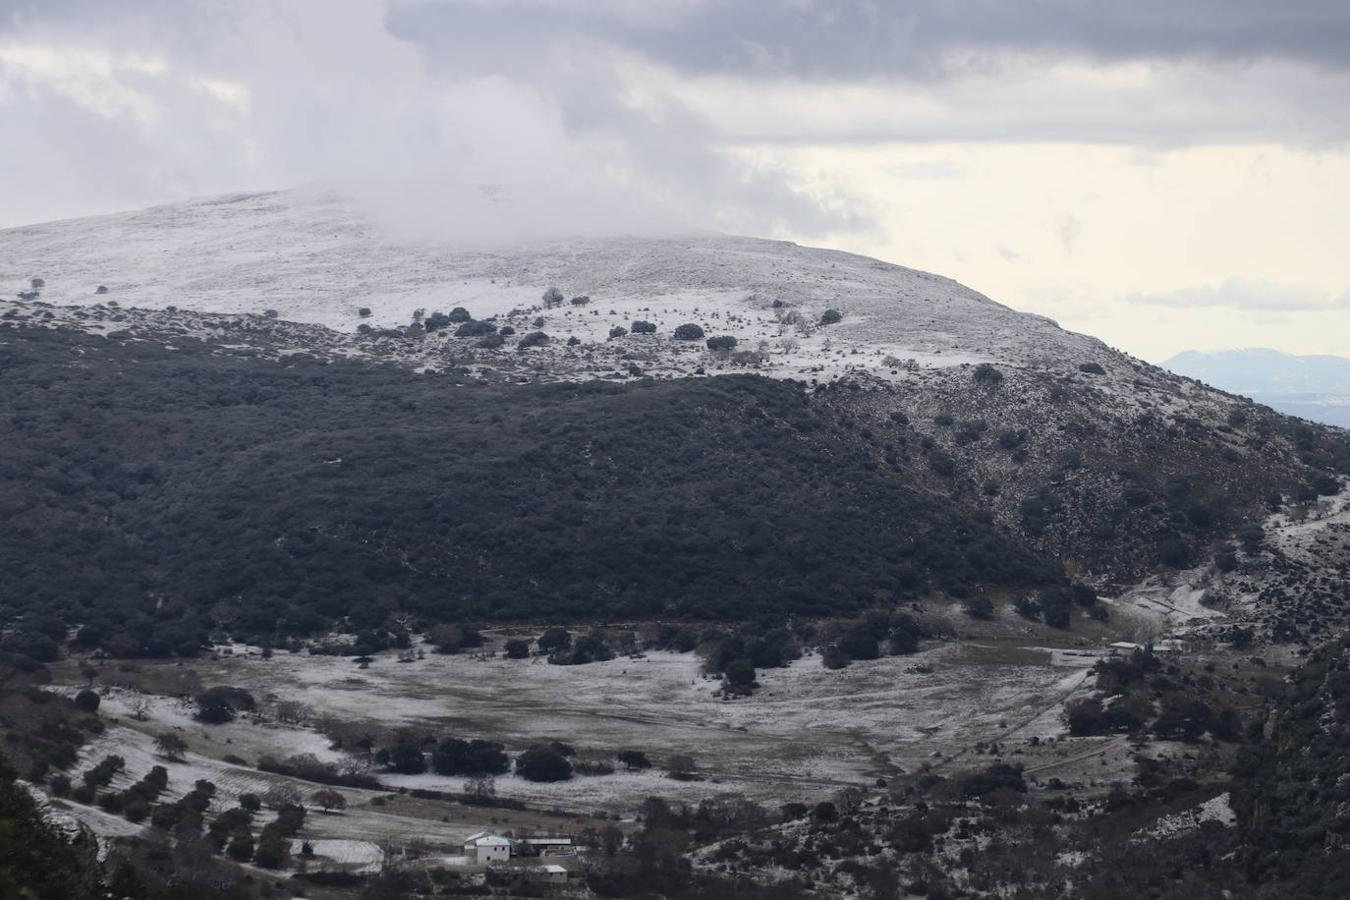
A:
[391,0,1350,78]
[387,0,1350,147]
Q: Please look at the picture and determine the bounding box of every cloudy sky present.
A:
[2,0,1348,361]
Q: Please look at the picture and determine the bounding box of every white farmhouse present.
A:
[462,832,513,863]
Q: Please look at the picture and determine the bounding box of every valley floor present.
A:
[39,622,1250,875]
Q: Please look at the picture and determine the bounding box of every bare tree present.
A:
[833,786,865,815]
[600,824,624,856]
[463,776,495,801]
[273,701,310,725]
[261,783,301,810]
[128,694,151,721]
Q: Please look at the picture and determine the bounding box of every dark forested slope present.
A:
[1233,634,1350,896]
[0,326,1061,656]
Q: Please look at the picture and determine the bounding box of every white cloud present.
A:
[0,0,856,237]
[1126,277,1350,311]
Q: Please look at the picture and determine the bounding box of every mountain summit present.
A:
[2,188,1109,380]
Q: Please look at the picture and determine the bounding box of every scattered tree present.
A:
[194,686,255,724]
[154,732,188,762]
[537,627,571,653]
[517,331,550,349]
[463,776,496,801]
[665,754,697,781]
[963,595,995,620]
[261,783,301,810]
[227,832,254,862]
[423,311,452,332]
[515,745,573,782]
[253,829,289,869]
[311,788,346,813]
[973,363,1004,385]
[454,320,496,337]
[431,738,509,776]
[617,750,651,771]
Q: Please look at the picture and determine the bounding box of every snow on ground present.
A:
[56,685,344,767]
[69,719,331,812]
[84,639,1095,813]
[1139,792,1236,840]
[1265,481,1350,563]
[290,838,383,873]
[1154,481,1350,644]
[1114,571,1226,626]
[42,632,1162,847]
[60,720,481,851]
[0,187,1121,386]
[35,786,146,841]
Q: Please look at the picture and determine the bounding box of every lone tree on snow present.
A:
[154,732,188,762]
[311,788,347,813]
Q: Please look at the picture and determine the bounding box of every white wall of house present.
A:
[467,838,512,862]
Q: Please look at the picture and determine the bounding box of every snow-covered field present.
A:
[51,637,1099,833]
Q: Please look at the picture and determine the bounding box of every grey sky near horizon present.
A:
[2,0,1348,360]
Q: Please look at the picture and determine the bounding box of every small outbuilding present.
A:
[522,836,574,855]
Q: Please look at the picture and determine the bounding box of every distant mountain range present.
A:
[1162,348,1350,428]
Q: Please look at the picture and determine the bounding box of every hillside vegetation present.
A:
[0,326,1062,657]
[1233,633,1350,895]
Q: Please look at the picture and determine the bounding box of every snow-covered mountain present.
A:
[0,187,1115,381]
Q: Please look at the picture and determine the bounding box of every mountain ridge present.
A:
[2,189,1347,654]
[1,187,1111,380]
